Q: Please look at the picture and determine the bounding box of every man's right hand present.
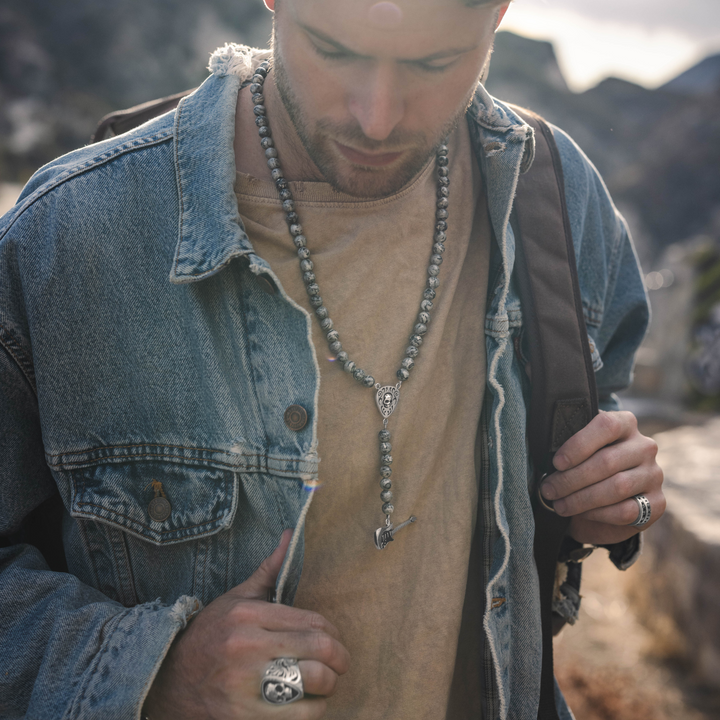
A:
[143,530,350,719]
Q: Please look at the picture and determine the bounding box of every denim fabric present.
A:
[0,49,648,720]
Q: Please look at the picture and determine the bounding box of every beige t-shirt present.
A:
[236,121,490,719]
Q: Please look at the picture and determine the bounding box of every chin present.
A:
[316,143,434,199]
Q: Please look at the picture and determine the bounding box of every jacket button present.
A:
[148,496,171,522]
[284,404,308,431]
[258,275,276,295]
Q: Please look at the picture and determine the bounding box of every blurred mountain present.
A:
[486,32,720,262]
[0,0,271,180]
[662,54,720,96]
[1,12,719,263]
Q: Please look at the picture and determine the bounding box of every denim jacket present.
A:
[0,46,649,720]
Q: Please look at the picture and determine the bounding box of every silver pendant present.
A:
[375,383,400,419]
[373,515,416,550]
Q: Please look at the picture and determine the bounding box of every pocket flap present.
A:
[71,461,238,545]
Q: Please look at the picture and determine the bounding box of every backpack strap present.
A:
[510,106,599,720]
[92,89,194,143]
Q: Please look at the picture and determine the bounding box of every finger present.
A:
[543,432,658,500]
[552,411,637,471]
[269,630,351,676]
[574,489,666,527]
[552,462,662,516]
[297,660,340,697]
[227,601,343,641]
[233,529,294,601]
[254,696,328,720]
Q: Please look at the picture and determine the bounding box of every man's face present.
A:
[269,0,507,198]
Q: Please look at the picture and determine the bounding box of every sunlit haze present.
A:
[501,0,720,91]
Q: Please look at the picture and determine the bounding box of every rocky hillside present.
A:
[485,32,720,263]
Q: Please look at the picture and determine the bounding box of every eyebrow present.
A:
[300,23,480,62]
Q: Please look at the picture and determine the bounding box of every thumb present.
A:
[234,528,294,601]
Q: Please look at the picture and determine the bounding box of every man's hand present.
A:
[540,411,665,545]
[143,530,350,720]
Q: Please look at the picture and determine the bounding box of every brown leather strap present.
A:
[511,106,599,720]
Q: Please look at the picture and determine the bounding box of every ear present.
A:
[263,0,275,10]
[496,3,510,27]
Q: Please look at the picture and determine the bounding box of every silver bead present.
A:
[336,351,349,363]
[293,234,307,248]
[363,375,375,387]
[397,368,410,381]
[427,277,440,289]
[297,247,311,259]
[380,466,392,478]
[418,312,430,324]
[326,330,339,342]
[380,442,392,454]
[379,430,391,442]
[382,454,393,465]
[414,323,428,335]
[380,489,393,503]
[430,254,443,266]
[330,341,342,353]
[405,345,419,358]
[344,360,356,373]
[290,224,303,236]
[410,334,423,347]
[401,357,415,371]
[309,295,323,307]
[320,318,333,331]
[428,264,440,277]
[315,306,328,320]
[380,477,392,489]
[300,259,313,272]
[303,271,315,284]
[382,502,395,515]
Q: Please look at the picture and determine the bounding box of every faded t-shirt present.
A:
[236,119,490,719]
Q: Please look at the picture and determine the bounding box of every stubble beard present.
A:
[271,45,481,199]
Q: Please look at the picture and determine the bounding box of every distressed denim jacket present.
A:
[0,46,649,720]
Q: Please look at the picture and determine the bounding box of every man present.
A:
[0,0,664,718]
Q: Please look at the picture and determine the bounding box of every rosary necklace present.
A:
[250,61,450,550]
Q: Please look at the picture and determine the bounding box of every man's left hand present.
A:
[540,411,665,545]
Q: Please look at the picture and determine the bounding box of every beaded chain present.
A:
[250,60,450,549]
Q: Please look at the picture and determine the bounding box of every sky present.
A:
[501,0,720,91]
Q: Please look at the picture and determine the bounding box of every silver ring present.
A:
[261,657,304,705]
[629,494,651,527]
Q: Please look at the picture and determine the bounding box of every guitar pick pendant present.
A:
[375,383,400,419]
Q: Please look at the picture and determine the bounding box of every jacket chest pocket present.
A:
[69,460,239,605]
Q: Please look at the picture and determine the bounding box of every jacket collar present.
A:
[169,44,534,284]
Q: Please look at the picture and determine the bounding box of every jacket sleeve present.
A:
[0,287,199,719]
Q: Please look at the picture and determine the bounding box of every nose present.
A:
[347,63,404,142]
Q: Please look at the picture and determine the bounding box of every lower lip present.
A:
[334,142,403,167]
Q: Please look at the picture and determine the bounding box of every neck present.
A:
[234,70,325,183]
